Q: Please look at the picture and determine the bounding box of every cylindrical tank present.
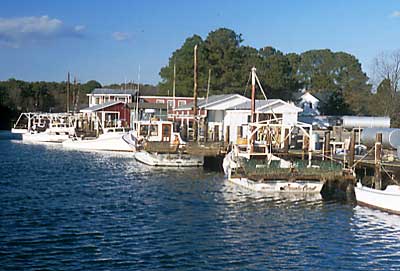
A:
[342,116,390,129]
[361,128,400,149]
[310,133,321,150]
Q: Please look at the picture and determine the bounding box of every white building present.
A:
[175,94,302,143]
[87,88,137,107]
[224,99,303,143]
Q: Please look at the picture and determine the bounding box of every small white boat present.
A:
[227,177,323,193]
[354,183,400,215]
[134,151,204,167]
[22,123,75,143]
[62,127,134,152]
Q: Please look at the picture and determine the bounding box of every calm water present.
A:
[1,136,400,270]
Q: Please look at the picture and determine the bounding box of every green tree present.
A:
[159,35,205,96]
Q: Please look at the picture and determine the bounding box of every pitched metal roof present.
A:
[227,99,302,113]
[80,101,124,112]
[90,88,137,95]
[176,94,247,110]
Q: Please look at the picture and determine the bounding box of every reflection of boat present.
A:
[62,127,133,152]
[355,183,400,215]
[134,151,203,167]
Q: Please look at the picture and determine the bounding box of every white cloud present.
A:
[390,10,400,18]
[0,15,85,48]
[112,31,131,41]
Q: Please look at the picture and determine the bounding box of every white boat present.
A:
[62,127,134,152]
[22,122,75,143]
[354,183,400,215]
[13,112,75,143]
[223,67,324,195]
[134,151,204,167]
[223,150,323,193]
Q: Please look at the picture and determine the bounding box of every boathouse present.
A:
[80,101,130,130]
[225,99,303,143]
[175,94,250,141]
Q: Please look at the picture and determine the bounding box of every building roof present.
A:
[128,102,167,110]
[90,88,137,95]
[227,99,302,113]
[176,94,248,110]
[80,101,124,112]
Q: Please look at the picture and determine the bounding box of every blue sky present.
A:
[0,0,399,86]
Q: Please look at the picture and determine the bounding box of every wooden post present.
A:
[225,126,230,143]
[348,131,356,168]
[250,67,256,152]
[193,45,198,142]
[375,133,382,190]
[323,131,330,161]
[283,128,289,153]
[302,133,309,160]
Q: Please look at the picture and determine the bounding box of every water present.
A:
[1,136,400,270]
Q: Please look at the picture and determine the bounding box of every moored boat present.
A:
[134,151,204,167]
[354,183,400,215]
[62,127,133,152]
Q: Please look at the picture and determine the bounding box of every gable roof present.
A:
[176,94,249,110]
[80,101,124,112]
[90,88,137,95]
[227,99,302,113]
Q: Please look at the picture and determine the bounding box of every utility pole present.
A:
[193,45,198,142]
[66,72,70,113]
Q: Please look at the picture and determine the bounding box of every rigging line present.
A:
[254,73,278,120]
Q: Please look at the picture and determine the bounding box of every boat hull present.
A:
[63,133,133,152]
[355,185,400,215]
[135,151,204,167]
[228,177,324,193]
[22,132,69,143]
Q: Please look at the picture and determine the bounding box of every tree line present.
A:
[0,78,157,129]
[159,28,400,126]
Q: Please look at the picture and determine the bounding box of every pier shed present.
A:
[80,101,130,130]
[225,99,302,143]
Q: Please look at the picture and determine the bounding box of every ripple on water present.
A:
[2,140,400,270]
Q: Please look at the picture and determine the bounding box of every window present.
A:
[156,99,165,104]
[178,100,186,106]
[167,100,174,108]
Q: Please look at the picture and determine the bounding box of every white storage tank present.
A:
[342,116,390,129]
[361,128,400,149]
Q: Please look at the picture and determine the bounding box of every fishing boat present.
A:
[133,119,204,167]
[223,148,324,193]
[354,183,400,215]
[134,151,203,167]
[19,113,75,143]
[223,67,329,194]
[62,127,134,152]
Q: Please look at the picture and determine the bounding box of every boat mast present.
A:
[67,72,70,113]
[172,61,176,123]
[193,45,198,142]
[135,65,140,122]
[250,67,256,152]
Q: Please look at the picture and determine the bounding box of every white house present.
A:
[295,91,320,116]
